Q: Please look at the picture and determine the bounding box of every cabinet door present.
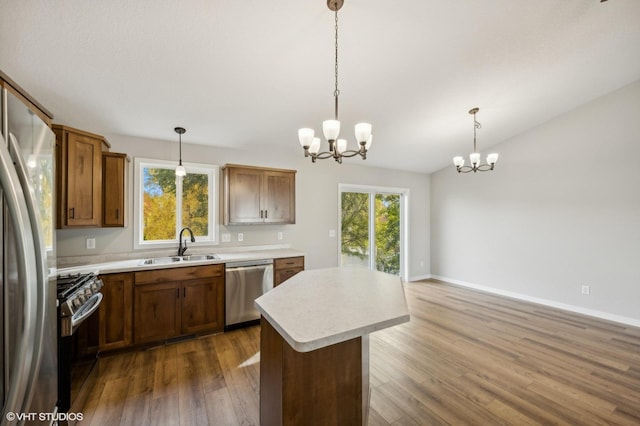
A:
[102,152,127,227]
[66,132,102,226]
[274,257,305,286]
[99,272,133,351]
[263,170,295,224]
[226,167,263,224]
[181,276,224,334]
[134,282,181,344]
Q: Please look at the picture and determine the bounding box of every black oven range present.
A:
[56,272,103,412]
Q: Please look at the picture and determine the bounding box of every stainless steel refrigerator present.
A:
[1,76,58,424]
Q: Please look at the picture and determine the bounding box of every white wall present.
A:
[430,80,640,324]
[57,137,431,279]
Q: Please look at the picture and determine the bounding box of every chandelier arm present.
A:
[315,151,336,160]
[340,149,364,158]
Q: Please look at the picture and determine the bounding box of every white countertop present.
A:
[255,267,410,353]
[57,248,305,276]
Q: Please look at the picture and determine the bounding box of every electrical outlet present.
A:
[277,232,283,240]
[221,233,230,242]
[329,229,336,238]
[86,238,96,249]
[581,285,590,295]
[237,233,244,242]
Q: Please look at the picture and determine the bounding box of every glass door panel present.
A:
[340,192,370,267]
[340,188,403,277]
[375,194,400,275]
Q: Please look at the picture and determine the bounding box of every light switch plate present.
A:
[221,233,231,242]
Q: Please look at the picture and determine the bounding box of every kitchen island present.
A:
[255,267,410,426]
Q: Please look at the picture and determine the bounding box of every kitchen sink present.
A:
[180,254,219,261]
[140,256,181,265]
[140,254,219,265]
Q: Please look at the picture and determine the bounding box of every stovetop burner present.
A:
[57,273,97,300]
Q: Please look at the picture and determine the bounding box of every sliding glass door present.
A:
[339,185,406,278]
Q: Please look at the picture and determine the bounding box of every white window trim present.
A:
[338,183,409,282]
[133,157,219,250]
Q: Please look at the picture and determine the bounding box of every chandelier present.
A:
[298,0,372,164]
[453,108,498,173]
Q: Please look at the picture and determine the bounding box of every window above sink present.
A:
[133,158,219,250]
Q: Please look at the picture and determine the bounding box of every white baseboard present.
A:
[407,273,431,282]
[429,275,640,328]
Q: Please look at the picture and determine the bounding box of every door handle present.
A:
[8,133,50,412]
[0,133,39,418]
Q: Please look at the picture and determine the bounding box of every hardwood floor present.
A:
[78,280,640,425]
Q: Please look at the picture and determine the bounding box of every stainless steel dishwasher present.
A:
[225,259,274,329]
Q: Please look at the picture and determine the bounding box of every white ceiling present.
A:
[2,0,639,173]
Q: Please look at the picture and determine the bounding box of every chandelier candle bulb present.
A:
[337,139,347,153]
[323,120,341,141]
[487,153,499,165]
[310,138,321,154]
[355,122,372,142]
[299,128,315,148]
[470,152,480,166]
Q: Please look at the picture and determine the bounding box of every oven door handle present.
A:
[71,292,104,329]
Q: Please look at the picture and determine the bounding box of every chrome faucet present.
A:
[178,227,195,256]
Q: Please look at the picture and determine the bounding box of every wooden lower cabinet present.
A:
[134,282,181,344]
[181,276,225,334]
[134,265,224,345]
[98,272,133,351]
[274,256,305,286]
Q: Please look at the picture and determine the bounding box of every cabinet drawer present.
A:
[274,256,304,270]
[135,264,224,285]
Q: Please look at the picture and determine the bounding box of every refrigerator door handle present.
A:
[8,133,48,415]
[0,133,39,421]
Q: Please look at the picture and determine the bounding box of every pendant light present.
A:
[453,108,498,173]
[175,126,186,177]
[298,0,372,164]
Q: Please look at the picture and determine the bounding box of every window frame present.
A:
[133,157,219,250]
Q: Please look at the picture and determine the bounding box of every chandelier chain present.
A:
[334,9,340,119]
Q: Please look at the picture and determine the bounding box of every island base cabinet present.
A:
[260,317,365,426]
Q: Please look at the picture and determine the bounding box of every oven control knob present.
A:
[73,297,82,308]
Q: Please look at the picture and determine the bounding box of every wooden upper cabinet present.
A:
[223,164,296,225]
[102,152,128,227]
[54,125,109,228]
